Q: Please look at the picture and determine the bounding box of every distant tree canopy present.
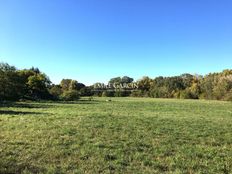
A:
[109,76,134,84]
[0,63,81,101]
[0,62,232,101]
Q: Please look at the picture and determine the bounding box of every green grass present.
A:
[0,98,232,174]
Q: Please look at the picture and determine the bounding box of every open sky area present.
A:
[0,0,232,85]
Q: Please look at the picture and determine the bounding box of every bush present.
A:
[61,90,80,101]
[180,89,192,99]
[49,85,62,100]
[80,87,93,96]
[93,91,102,97]
[130,90,143,97]
[149,87,169,98]
[224,90,232,101]
[102,91,115,97]
[114,90,130,97]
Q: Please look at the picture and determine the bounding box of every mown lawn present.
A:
[0,98,232,174]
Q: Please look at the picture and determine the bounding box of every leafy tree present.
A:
[138,76,153,92]
[60,79,72,91]
[149,86,169,98]
[49,85,62,100]
[80,87,93,96]
[76,83,85,90]
[121,76,134,84]
[189,82,201,99]
[27,73,51,99]
[68,80,78,91]
[0,63,22,100]
[224,89,232,101]
[180,73,194,88]
[200,74,215,99]
[180,89,192,99]
[109,77,121,85]
[1,62,232,101]
[212,71,232,100]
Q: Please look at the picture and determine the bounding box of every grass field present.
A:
[0,98,232,174]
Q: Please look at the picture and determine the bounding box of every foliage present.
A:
[138,76,153,92]
[60,90,80,101]
[0,63,22,100]
[49,85,63,100]
[1,62,232,101]
[109,77,122,85]
[79,87,93,96]
[102,90,115,97]
[121,76,134,83]
[0,63,51,101]
[109,76,134,84]
[130,90,143,97]
[27,73,51,99]
[114,90,129,97]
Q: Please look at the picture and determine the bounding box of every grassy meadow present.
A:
[0,98,232,173]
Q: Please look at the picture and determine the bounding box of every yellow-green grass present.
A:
[0,98,232,173]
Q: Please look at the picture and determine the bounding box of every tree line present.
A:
[0,62,232,101]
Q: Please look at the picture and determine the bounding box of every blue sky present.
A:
[0,0,232,85]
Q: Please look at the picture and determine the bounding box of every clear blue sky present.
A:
[0,0,232,85]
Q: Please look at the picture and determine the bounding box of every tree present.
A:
[121,76,134,84]
[212,71,232,100]
[27,73,51,99]
[109,77,121,85]
[224,89,232,101]
[0,63,22,100]
[200,74,216,100]
[138,76,153,93]
[1,62,232,101]
[149,86,169,98]
[49,85,62,100]
[60,79,82,91]
[180,73,194,88]
[189,82,201,99]
[180,89,192,99]
[76,83,85,90]
[80,87,93,96]
[17,68,51,100]
[60,79,72,91]
[68,80,78,91]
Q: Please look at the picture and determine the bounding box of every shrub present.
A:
[49,85,62,100]
[130,90,143,97]
[224,90,232,101]
[80,87,93,96]
[61,90,80,101]
[114,90,129,97]
[102,91,115,97]
[180,89,192,99]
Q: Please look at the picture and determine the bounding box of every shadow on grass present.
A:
[0,110,45,115]
[0,100,100,110]
[0,102,53,109]
[0,161,45,174]
[53,100,100,105]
